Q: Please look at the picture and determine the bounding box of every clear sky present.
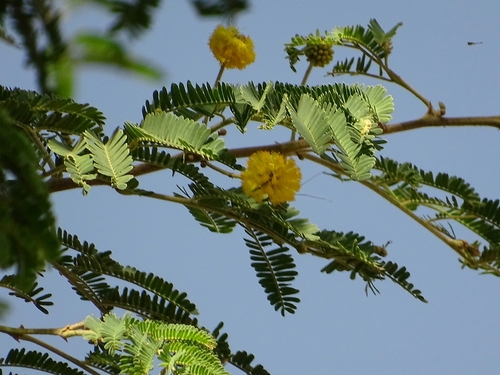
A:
[2,1,500,374]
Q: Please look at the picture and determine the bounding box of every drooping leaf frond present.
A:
[368,157,500,275]
[58,228,199,320]
[230,351,270,375]
[245,227,299,316]
[84,129,134,190]
[185,205,238,233]
[99,287,198,325]
[0,349,85,375]
[380,261,427,302]
[0,275,53,314]
[314,229,426,301]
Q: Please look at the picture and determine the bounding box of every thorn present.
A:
[438,101,446,116]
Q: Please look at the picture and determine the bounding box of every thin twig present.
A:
[383,115,500,134]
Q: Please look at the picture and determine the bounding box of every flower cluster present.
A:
[304,41,334,67]
[241,151,302,205]
[209,25,256,70]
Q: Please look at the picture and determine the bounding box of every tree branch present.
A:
[0,323,99,375]
[46,139,311,193]
[383,115,500,134]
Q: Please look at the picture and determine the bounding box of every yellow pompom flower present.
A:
[241,151,302,205]
[209,24,256,69]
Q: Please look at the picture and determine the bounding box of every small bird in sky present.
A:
[467,41,483,46]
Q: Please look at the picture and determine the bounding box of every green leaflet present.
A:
[329,96,375,180]
[83,313,230,375]
[125,112,225,159]
[48,139,97,194]
[286,93,332,154]
[84,129,134,190]
[363,85,393,123]
[84,314,127,353]
[368,19,403,48]
[235,81,273,111]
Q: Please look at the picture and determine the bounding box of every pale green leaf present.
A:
[287,94,332,154]
[85,129,134,190]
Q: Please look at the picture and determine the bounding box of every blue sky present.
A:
[2,1,500,374]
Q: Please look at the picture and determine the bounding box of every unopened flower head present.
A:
[209,24,256,70]
[241,151,302,205]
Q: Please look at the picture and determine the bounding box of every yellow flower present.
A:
[241,151,302,205]
[209,24,256,69]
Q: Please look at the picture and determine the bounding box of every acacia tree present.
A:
[1,1,500,375]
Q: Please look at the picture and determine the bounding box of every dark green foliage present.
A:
[142,82,237,120]
[58,228,199,322]
[0,86,105,135]
[245,229,299,316]
[0,109,59,290]
[231,351,270,375]
[191,0,249,17]
[74,33,162,81]
[0,349,85,375]
[318,229,385,279]
[107,0,161,37]
[333,23,388,61]
[331,54,374,77]
[380,261,427,302]
[6,0,66,93]
[0,275,53,314]
[85,348,122,375]
[211,322,231,363]
[186,206,238,233]
[131,147,214,188]
[317,229,427,302]
[460,198,500,246]
[374,157,500,247]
